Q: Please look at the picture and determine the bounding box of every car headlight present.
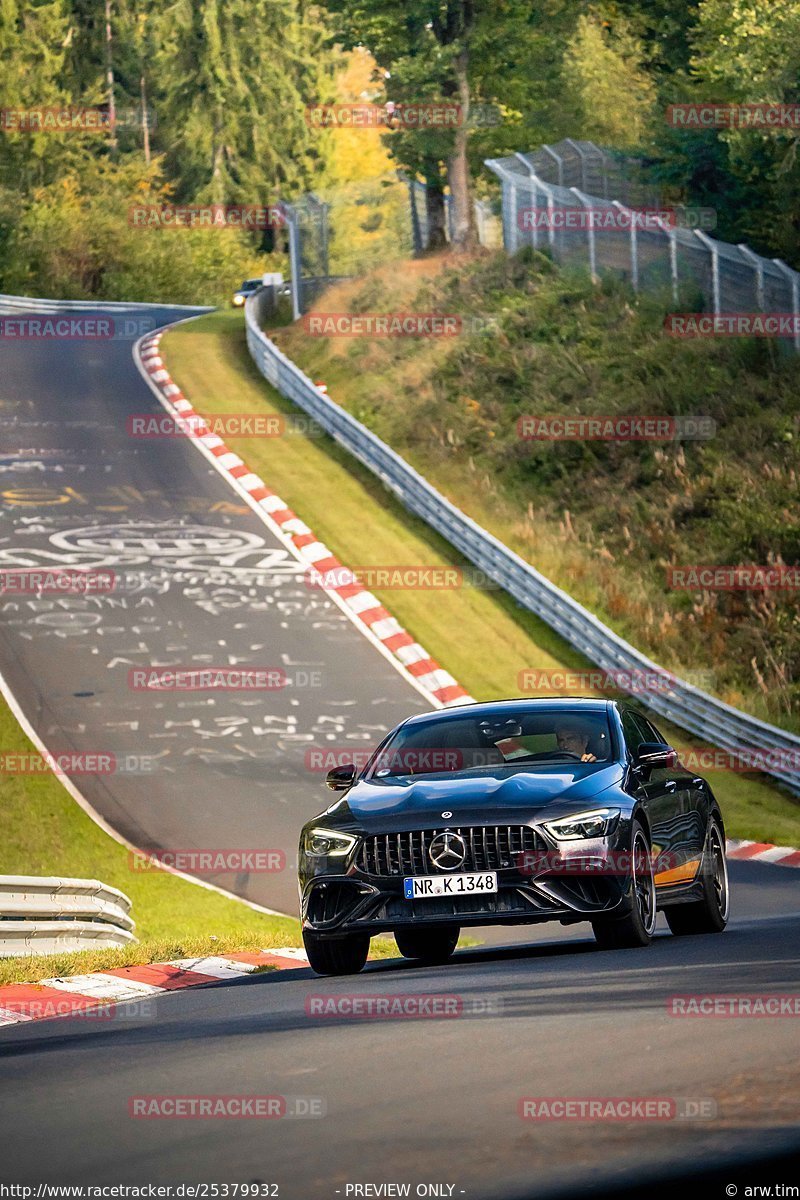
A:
[542,808,620,841]
[232,295,244,306]
[303,827,358,857]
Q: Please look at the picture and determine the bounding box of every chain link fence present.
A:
[282,175,416,317]
[282,174,503,315]
[485,138,800,352]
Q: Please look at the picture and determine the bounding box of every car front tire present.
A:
[664,819,729,936]
[303,929,370,976]
[592,820,656,950]
[394,925,460,964]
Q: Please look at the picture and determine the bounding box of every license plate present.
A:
[403,872,498,899]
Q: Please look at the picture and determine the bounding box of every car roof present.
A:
[401,697,614,727]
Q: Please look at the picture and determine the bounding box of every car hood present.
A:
[330,762,624,825]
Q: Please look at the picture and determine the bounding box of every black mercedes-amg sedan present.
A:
[298,698,729,975]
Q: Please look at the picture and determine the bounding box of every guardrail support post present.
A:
[285,203,303,322]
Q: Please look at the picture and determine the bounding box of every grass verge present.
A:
[274,252,800,730]
[0,595,399,985]
[161,311,800,848]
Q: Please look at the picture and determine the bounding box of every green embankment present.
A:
[160,309,800,849]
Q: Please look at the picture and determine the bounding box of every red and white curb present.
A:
[0,948,309,1027]
[135,332,473,709]
[725,839,800,868]
[134,332,800,872]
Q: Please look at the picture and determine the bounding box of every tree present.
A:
[0,0,76,193]
[320,0,476,248]
[155,0,324,204]
[688,0,800,259]
[562,12,657,150]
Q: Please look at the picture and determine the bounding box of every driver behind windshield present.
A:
[368,708,610,778]
[554,720,598,763]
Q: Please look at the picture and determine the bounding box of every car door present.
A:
[620,708,686,884]
[641,714,707,886]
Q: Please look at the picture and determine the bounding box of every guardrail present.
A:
[0,875,135,957]
[245,291,800,797]
[0,293,208,312]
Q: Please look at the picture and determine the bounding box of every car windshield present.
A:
[366,706,613,778]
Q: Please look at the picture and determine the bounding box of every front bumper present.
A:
[300,865,631,935]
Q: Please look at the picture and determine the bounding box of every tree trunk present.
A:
[447,49,475,251]
[140,75,151,165]
[210,113,225,205]
[104,0,117,156]
[425,173,448,250]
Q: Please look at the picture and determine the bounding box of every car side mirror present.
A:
[635,742,678,770]
[326,763,356,791]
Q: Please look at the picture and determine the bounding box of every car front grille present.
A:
[356,825,544,877]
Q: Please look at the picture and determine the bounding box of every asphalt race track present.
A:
[1,305,799,1196]
[0,303,429,912]
[0,862,799,1196]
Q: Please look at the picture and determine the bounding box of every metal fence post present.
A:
[693,231,720,314]
[612,200,638,291]
[540,143,564,187]
[571,188,597,279]
[538,181,557,255]
[514,152,538,251]
[650,217,679,305]
[669,227,679,305]
[565,138,588,190]
[738,244,765,311]
[315,196,330,280]
[285,203,303,321]
[772,258,800,352]
[595,143,610,199]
